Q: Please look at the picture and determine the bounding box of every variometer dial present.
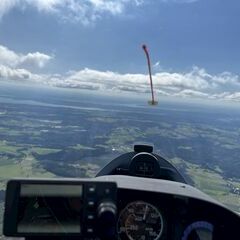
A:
[118,201,163,240]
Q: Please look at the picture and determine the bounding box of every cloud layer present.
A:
[0,0,144,24]
[46,67,240,102]
[0,44,239,102]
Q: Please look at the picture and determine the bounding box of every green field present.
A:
[0,141,21,154]
[170,157,240,212]
[0,145,57,191]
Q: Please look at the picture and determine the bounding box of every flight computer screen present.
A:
[17,184,83,233]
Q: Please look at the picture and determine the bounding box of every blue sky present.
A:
[0,0,240,102]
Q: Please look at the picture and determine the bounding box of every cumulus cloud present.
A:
[173,89,209,98]
[0,64,51,85]
[0,44,52,83]
[0,0,144,24]
[0,45,52,69]
[223,92,240,102]
[20,52,52,68]
[0,65,31,80]
[56,66,240,93]
[27,67,238,102]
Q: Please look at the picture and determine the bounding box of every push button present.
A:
[105,188,111,194]
[87,200,95,207]
[88,186,96,193]
[87,214,95,221]
[86,228,94,234]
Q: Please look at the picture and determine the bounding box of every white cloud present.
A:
[0,44,52,82]
[32,67,239,102]
[0,64,32,80]
[223,92,240,102]
[57,67,210,92]
[20,52,53,68]
[0,45,19,67]
[1,65,240,102]
[173,89,209,98]
[0,43,239,102]
[0,0,18,19]
[25,0,61,12]
[0,0,144,24]
[0,45,52,69]
[0,64,50,84]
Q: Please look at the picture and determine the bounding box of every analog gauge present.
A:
[181,221,214,240]
[118,201,164,240]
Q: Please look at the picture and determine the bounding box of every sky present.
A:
[0,0,240,102]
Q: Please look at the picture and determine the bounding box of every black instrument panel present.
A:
[3,179,240,240]
[116,188,239,240]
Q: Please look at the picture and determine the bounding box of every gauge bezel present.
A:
[181,221,214,240]
[117,200,164,240]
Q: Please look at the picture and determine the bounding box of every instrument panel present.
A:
[117,200,214,240]
[115,189,227,240]
[3,178,239,240]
